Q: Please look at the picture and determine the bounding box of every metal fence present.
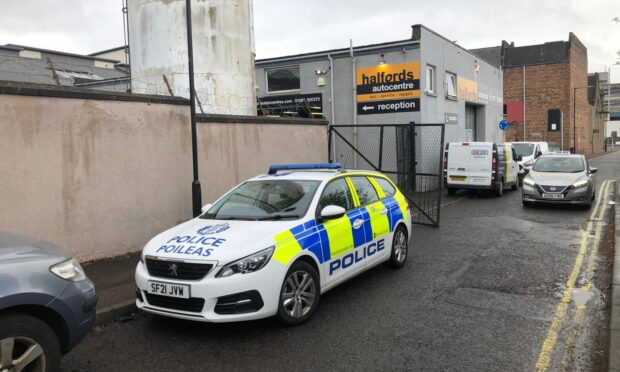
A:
[328,123,445,227]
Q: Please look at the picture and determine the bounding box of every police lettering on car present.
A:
[135,163,411,325]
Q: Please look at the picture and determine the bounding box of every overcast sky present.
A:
[1,0,619,79]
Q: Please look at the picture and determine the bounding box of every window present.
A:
[317,179,353,213]
[426,65,435,94]
[349,177,379,206]
[266,66,300,93]
[373,177,396,198]
[202,180,320,221]
[446,72,457,98]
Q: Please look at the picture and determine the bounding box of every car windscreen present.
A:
[532,157,585,173]
[201,180,321,221]
[512,143,536,157]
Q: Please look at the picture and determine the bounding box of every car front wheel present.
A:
[0,313,61,372]
[276,261,320,326]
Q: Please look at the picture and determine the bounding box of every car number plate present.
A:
[450,176,466,181]
[542,193,564,200]
[147,281,190,299]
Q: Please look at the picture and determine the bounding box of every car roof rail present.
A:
[268,163,343,175]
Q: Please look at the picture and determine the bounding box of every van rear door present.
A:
[446,142,493,187]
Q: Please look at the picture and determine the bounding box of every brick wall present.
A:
[502,34,590,153]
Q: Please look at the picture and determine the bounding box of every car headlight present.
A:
[523,178,537,187]
[523,159,536,167]
[216,247,274,278]
[570,179,588,189]
[50,258,86,282]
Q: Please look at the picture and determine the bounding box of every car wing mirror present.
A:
[537,151,543,158]
[590,167,597,174]
[200,203,213,214]
[319,205,346,220]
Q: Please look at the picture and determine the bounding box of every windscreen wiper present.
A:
[255,215,301,221]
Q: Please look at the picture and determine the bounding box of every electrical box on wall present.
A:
[548,109,562,131]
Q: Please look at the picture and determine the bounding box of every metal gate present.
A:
[328,123,445,227]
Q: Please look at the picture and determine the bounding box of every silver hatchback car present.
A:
[522,154,597,208]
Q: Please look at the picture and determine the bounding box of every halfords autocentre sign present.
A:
[356,61,420,115]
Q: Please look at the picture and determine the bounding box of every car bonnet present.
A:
[530,171,585,187]
[142,217,308,265]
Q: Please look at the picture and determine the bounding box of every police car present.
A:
[135,163,411,325]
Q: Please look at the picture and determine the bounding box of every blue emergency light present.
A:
[268,163,342,175]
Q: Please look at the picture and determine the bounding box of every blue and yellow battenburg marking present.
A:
[272,195,408,266]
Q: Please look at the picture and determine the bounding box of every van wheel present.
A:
[0,313,61,372]
[511,182,518,191]
[276,261,320,326]
[447,187,456,196]
[494,181,504,197]
[387,226,408,269]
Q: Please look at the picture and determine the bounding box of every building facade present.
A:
[472,33,598,154]
[255,25,504,144]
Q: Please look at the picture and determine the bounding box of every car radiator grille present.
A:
[539,185,567,193]
[145,258,213,280]
[144,292,205,313]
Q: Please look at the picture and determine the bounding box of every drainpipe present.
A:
[522,65,526,141]
[328,53,336,159]
[350,39,358,168]
[186,0,202,217]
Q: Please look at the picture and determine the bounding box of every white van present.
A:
[443,142,520,196]
[510,141,549,176]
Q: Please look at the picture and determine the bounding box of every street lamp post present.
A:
[186,0,202,217]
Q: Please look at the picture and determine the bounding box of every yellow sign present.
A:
[457,76,478,103]
[355,61,421,115]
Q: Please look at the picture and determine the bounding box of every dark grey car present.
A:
[522,154,597,208]
[0,234,97,372]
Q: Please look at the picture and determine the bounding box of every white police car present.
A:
[135,163,411,325]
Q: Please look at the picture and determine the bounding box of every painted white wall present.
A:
[128,0,256,115]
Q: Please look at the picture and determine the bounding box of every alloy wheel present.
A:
[394,230,407,263]
[0,336,46,372]
[281,270,316,318]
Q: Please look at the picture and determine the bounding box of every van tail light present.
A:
[491,153,497,181]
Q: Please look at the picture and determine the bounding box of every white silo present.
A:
[128,0,256,115]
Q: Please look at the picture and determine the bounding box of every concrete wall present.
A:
[418,27,503,144]
[0,83,327,261]
[196,116,328,203]
[128,0,257,115]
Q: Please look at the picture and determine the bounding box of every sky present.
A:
[1,0,619,78]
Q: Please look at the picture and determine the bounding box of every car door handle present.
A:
[380,208,388,215]
[352,219,364,229]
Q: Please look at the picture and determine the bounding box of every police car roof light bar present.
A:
[268,163,342,174]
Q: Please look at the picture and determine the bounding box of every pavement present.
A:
[61,151,620,371]
[611,181,620,372]
[83,252,140,324]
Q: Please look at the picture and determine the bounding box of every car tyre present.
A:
[511,182,518,191]
[276,260,320,326]
[522,200,533,208]
[447,187,457,196]
[0,312,61,372]
[387,226,408,269]
[494,181,504,197]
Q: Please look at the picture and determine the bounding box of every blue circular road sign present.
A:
[499,119,509,131]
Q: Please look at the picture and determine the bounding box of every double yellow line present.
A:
[535,179,614,371]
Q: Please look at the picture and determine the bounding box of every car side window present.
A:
[317,178,353,213]
[373,177,396,198]
[350,177,379,206]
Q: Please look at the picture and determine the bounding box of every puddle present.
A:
[572,287,595,306]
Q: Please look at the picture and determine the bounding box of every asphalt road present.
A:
[61,152,620,372]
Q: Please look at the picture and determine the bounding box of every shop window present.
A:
[446,72,457,98]
[426,65,435,95]
[266,66,300,93]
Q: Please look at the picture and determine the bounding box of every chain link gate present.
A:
[328,123,445,227]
